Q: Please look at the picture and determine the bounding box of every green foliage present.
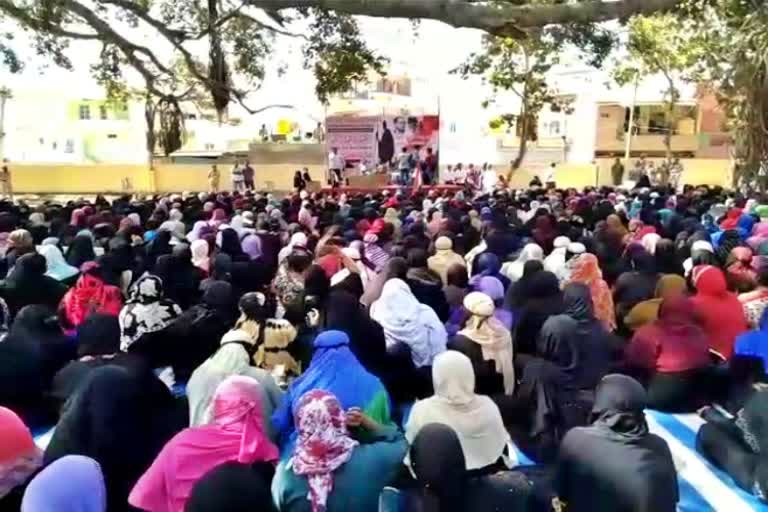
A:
[680,0,768,188]
[303,10,387,104]
[456,20,601,171]
[613,14,702,158]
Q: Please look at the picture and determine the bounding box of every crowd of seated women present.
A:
[1,183,768,511]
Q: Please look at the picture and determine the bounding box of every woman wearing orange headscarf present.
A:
[565,253,616,332]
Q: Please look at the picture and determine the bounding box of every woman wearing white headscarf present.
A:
[405,351,515,471]
[370,279,447,368]
[186,329,283,438]
[277,232,309,265]
[641,233,662,256]
[39,244,80,284]
[501,243,544,283]
[683,240,714,276]
[450,292,515,395]
[544,236,571,276]
[190,239,211,275]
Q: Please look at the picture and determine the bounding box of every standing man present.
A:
[611,157,625,187]
[208,164,220,194]
[0,159,11,201]
[377,120,395,165]
[313,122,325,143]
[242,160,255,191]
[259,124,269,142]
[328,147,345,186]
[231,160,245,192]
[423,147,437,184]
[397,146,412,186]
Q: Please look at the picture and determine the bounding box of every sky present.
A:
[0,14,486,120]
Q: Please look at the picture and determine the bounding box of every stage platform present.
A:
[319,184,464,195]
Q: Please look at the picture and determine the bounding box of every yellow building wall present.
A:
[7,159,732,194]
[8,163,328,194]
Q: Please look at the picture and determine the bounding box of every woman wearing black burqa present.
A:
[154,245,204,310]
[65,233,97,269]
[51,313,163,408]
[44,365,182,512]
[0,253,68,318]
[554,374,678,512]
[390,423,533,512]
[164,281,236,380]
[0,305,74,426]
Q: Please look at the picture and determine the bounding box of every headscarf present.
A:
[0,406,43,499]
[641,233,662,255]
[191,239,211,274]
[60,263,123,331]
[21,456,106,512]
[277,232,309,264]
[119,274,182,351]
[185,462,277,512]
[726,246,757,292]
[66,234,97,269]
[501,243,544,283]
[735,307,768,374]
[427,236,465,285]
[566,253,616,331]
[691,265,749,359]
[406,351,511,470]
[590,374,648,442]
[9,229,34,253]
[291,390,359,512]
[624,274,687,331]
[39,244,79,282]
[543,236,570,276]
[458,292,515,394]
[363,233,390,272]
[241,234,262,260]
[408,424,466,512]
[272,331,390,447]
[129,376,277,512]
[370,278,447,368]
[472,252,510,290]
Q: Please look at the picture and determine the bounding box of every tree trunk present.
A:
[664,78,676,162]
[144,97,156,170]
[507,108,530,180]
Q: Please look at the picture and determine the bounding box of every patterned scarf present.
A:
[291,390,358,512]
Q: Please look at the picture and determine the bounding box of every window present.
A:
[65,139,74,153]
[107,134,118,139]
[78,104,91,120]
[52,141,57,150]
[99,105,108,120]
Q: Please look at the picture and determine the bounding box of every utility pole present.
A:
[624,73,640,168]
[0,86,11,161]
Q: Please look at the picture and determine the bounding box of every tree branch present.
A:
[0,0,100,39]
[245,0,683,34]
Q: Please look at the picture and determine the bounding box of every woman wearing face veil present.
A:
[386,423,533,512]
[554,374,678,512]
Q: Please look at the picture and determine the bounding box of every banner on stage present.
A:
[326,114,439,169]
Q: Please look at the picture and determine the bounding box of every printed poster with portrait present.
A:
[326,115,439,170]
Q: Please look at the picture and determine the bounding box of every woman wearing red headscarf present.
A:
[725,246,758,293]
[690,265,748,359]
[625,296,712,411]
[59,262,123,333]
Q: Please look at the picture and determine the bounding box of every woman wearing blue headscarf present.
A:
[471,252,511,291]
[272,330,393,453]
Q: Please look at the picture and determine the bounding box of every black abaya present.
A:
[554,375,678,512]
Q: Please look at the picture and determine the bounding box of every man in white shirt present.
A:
[328,147,345,186]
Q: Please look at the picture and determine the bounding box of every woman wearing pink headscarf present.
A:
[273,390,406,512]
[128,376,278,512]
